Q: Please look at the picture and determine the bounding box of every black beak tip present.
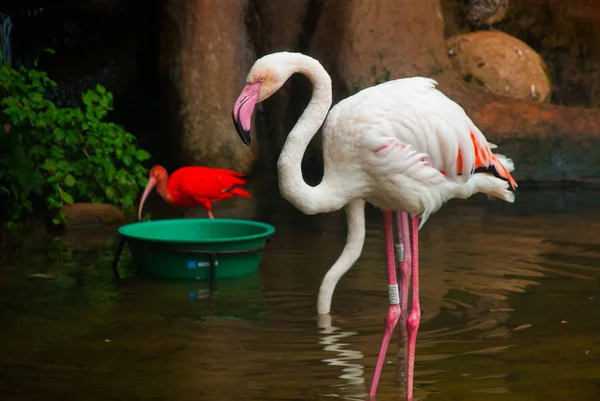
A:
[240,130,251,145]
[232,112,251,145]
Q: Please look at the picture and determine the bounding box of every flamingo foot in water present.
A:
[370,303,400,397]
[370,211,416,400]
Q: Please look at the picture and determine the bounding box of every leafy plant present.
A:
[0,54,151,231]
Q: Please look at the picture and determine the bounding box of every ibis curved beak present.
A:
[232,83,260,145]
[137,176,157,221]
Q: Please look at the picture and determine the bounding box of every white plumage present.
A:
[233,49,516,311]
[232,52,517,400]
[326,77,515,226]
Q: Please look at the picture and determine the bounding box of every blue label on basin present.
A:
[187,260,219,269]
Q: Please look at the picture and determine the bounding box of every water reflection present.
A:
[318,313,366,400]
[1,188,600,400]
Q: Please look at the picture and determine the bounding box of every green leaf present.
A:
[2,97,19,108]
[52,217,61,225]
[60,191,74,205]
[134,149,151,161]
[123,155,132,167]
[105,186,116,200]
[40,158,58,171]
[64,174,76,187]
[54,127,65,141]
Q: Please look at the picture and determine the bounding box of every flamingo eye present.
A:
[258,77,265,83]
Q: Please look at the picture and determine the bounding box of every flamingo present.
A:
[137,165,251,220]
[231,52,516,400]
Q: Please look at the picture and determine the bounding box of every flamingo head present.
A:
[232,52,296,145]
[137,165,168,221]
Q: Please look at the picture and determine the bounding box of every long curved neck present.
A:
[277,55,344,215]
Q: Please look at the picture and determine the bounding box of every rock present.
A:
[61,203,125,226]
[446,31,551,103]
[464,0,510,29]
[310,0,451,95]
[159,0,257,173]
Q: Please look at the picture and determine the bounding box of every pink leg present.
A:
[208,211,215,219]
[396,212,412,317]
[396,212,412,389]
[369,210,401,397]
[406,215,421,401]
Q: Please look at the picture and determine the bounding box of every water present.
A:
[1,185,599,401]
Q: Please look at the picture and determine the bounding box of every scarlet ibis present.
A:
[137,165,251,220]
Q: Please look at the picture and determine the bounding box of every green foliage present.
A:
[0,55,151,230]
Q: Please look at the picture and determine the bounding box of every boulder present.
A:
[61,203,125,226]
[446,31,551,102]
[159,0,257,173]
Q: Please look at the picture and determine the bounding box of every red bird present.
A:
[137,165,251,220]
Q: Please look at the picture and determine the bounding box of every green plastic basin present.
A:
[118,218,275,280]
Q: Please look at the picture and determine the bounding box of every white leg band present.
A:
[395,243,404,262]
[388,284,400,305]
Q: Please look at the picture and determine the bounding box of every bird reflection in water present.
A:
[317,314,366,400]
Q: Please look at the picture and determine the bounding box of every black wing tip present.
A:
[474,165,516,192]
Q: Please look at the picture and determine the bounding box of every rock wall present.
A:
[6,0,600,182]
[159,0,256,172]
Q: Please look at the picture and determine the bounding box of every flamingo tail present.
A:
[490,153,517,190]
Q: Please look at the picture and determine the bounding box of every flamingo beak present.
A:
[137,176,157,221]
[232,82,260,145]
